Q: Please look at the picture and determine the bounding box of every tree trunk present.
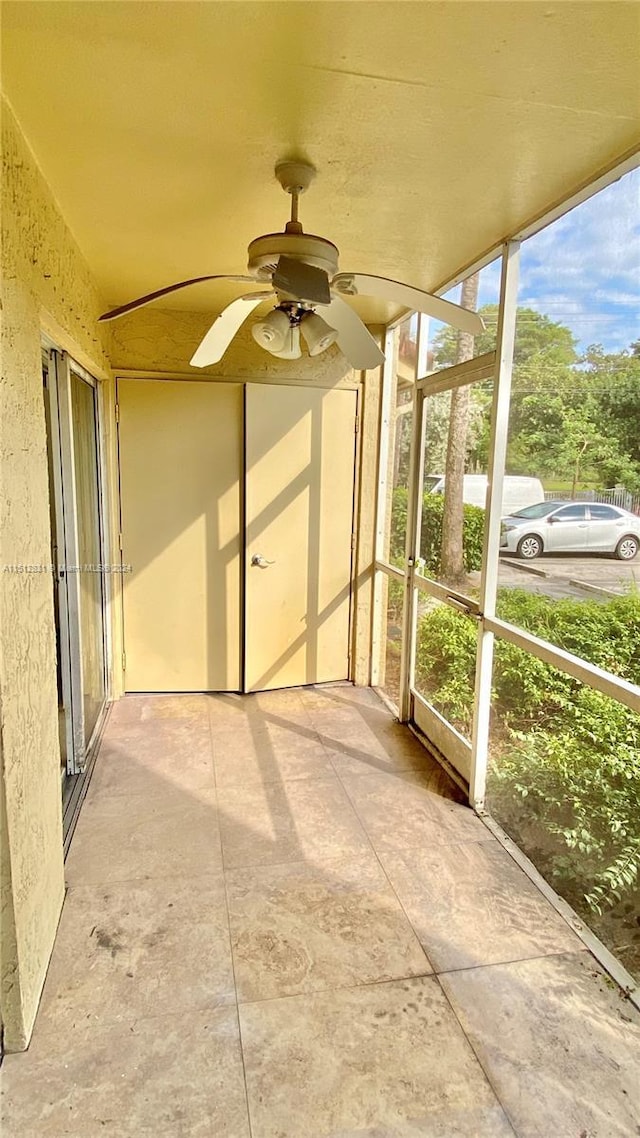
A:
[440,273,480,586]
[571,440,588,499]
[571,456,579,500]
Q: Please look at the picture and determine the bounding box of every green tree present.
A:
[580,343,640,489]
[432,304,577,375]
[435,310,640,493]
[433,306,579,481]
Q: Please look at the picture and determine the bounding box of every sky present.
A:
[444,166,640,357]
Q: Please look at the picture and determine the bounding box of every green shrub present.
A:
[390,487,409,562]
[491,685,640,916]
[386,575,405,622]
[495,588,640,685]
[390,486,485,576]
[415,601,478,730]
[414,587,640,914]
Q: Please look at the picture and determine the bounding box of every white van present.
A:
[426,474,544,515]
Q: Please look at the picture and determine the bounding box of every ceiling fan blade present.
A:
[331,273,485,335]
[272,256,331,305]
[319,296,385,369]
[190,293,273,367]
[98,274,257,321]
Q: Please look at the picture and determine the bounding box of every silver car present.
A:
[500,500,640,560]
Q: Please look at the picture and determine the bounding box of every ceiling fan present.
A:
[99,161,484,370]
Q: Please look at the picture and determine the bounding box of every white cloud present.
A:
[433,170,639,354]
[516,169,640,351]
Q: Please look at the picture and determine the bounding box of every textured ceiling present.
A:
[3,1,639,323]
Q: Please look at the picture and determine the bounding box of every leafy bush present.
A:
[495,588,640,684]
[415,601,478,729]
[386,575,405,622]
[414,588,640,916]
[390,487,485,576]
[491,685,640,917]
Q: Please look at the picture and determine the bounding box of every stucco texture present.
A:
[109,304,360,386]
[0,100,110,1050]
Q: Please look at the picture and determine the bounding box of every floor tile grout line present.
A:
[331,775,495,854]
[84,777,217,807]
[327,731,585,984]
[74,793,219,824]
[8,998,243,1063]
[314,715,448,977]
[64,869,223,888]
[235,969,437,1009]
[206,699,256,1138]
[314,700,571,1008]
[61,868,230,893]
[217,692,435,1023]
[229,946,593,1012]
[223,851,381,876]
[433,970,523,1138]
[431,944,591,979]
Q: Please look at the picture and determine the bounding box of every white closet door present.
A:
[244,383,357,692]
[118,379,242,691]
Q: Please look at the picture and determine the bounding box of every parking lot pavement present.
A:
[498,553,639,600]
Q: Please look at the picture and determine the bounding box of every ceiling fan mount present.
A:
[248,160,339,280]
[247,231,339,281]
[274,159,317,197]
[99,158,485,370]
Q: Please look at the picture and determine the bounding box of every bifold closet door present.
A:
[118,379,242,691]
[244,383,357,692]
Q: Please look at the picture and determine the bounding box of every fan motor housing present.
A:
[247,232,339,281]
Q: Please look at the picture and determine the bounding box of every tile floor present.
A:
[2,683,639,1137]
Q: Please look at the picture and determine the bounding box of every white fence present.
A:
[543,487,640,515]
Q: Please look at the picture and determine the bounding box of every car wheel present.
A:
[517,534,543,560]
[615,535,639,561]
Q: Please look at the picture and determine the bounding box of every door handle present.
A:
[251,554,275,569]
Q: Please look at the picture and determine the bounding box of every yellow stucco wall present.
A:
[0,100,111,1050]
[109,305,358,386]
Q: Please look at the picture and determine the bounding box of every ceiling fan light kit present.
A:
[99,160,484,370]
[251,307,291,351]
[300,311,338,356]
[268,323,302,360]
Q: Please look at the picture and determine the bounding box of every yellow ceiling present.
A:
[3,1,639,323]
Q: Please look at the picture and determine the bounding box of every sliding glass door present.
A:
[69,369,106,742]
[43,346,108,827]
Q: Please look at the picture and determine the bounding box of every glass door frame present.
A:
[44,344,111,783]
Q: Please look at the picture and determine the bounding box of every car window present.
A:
[588,504,620,520]
[553,505,588,521]
[512,502,558,519]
